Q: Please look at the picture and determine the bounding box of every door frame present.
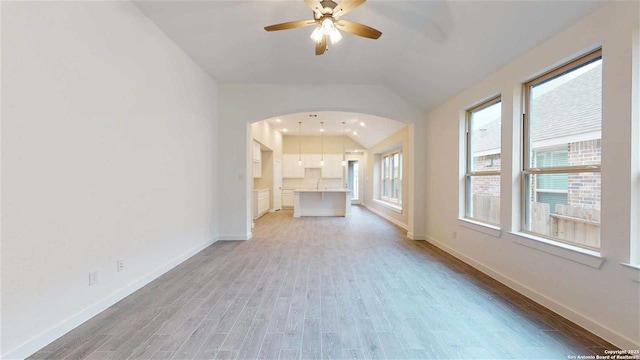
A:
[346,154,364,205]
[272,158,282,211]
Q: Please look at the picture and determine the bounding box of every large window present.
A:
[465,97,502,225]
[381,150,402,204]
[523,49,602,250]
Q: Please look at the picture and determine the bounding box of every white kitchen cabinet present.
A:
[304,154,323,168]
[253,161,262,178]
[253,189,270,219]
[283,154,305,178]
[253,140,262,163]
[282,190,294,208]
[253,140,262,178]
[283,153,343,178]
[323,154,344,178]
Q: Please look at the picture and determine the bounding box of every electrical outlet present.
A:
[117,260,124,272]
[452,231,457,239]
[89,271,98,286]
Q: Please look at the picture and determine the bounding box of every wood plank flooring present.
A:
[29,206,617,360]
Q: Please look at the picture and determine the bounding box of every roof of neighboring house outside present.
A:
[473,64,602,154]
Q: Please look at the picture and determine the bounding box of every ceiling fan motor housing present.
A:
[320,0,338,13]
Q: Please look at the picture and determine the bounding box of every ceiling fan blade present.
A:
[265,20,316,32]
[304,0,324,17]
[332,0,366,17]
[315,35,327,55]
[336,20,381,39]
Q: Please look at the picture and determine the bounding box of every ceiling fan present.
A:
[264,0,382,56]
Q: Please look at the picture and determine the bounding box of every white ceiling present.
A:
[265,111,406,148]
[133,0,604,110]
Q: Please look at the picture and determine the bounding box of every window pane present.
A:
[529,58,602,167]
[382,156,389,179]
[524,172,601,249]
[392,179,398,199]
[537,173,568,191]
[537,192,568,215]
[393,153,400,178]
[467,175,500,224]
[470,101,501,172]
[535,148,568,168]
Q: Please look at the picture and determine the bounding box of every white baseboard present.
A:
[363,204,408,231]
[4,236,219,360]
[424,235,639,350]
[407,232,426,240]
[218,232,252,241]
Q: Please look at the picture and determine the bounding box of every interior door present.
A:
[273,158,282,211]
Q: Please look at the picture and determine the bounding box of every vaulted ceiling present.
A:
[134,0,604,111]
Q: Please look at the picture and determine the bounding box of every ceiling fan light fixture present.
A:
[310,27,324,43]
[329,29,342,44]
[321,18,335,35]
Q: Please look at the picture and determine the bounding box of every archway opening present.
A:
[248,111,415,237]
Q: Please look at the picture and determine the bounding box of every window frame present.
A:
[464,95,502,226]
[521,48,602,250]
[380,149,402,205]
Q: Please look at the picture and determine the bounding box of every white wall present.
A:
[1,2,219,358]
[363,127,411,231]
[423,2,639,348]
[217,84,425,241]
[252,120,283,159]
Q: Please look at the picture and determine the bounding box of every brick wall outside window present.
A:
[471,154,500,197]
[568,139,601,209]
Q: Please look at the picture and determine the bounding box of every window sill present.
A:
[373,199,403,214]
[620,263,640,283]
[457,218,502,238]
[509,231,604,269]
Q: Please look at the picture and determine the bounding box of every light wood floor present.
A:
[29,206,616,360]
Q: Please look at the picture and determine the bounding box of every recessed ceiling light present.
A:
[360,122,365,127]
[276,118,282,123]
[353,131,358,135]
[283,128,288,132]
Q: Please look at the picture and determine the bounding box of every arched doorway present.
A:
[216,84,425,241]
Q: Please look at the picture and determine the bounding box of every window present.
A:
[381,150,402,204]
[534,147,568,214]
[465,96,502,225]
[523,49,602,250]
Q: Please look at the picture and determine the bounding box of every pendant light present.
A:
[342,121,346,167]
[320,122,325,167]
[298,122,303,166]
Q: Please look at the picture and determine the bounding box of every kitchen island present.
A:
[293,189,352,218]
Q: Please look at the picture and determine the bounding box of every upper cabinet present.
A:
[252,140,262,163]
[304,154,323,168]
[253,140,262,178]
[282,153,343,179]
[322,154,345,178]
[283,154,305,178]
